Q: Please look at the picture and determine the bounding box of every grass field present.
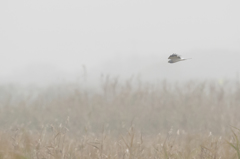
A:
[0,77,240,158]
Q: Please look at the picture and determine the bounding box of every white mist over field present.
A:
[2,2,240,157]
[0,0,240,85]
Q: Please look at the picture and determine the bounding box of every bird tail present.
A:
[181,58,192,61]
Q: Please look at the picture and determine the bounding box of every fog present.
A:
[1,2,240,156]
[1,0,240,85]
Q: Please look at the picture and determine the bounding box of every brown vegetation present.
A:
[0,77,240,158]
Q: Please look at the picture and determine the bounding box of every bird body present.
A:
[168,53,191,63]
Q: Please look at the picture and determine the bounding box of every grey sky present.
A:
[0,0,240,85]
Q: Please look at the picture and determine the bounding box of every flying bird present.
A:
[168,53,191,63]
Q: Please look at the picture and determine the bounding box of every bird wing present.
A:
[168,54,181,60]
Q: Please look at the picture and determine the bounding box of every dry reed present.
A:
[0,77,240,158]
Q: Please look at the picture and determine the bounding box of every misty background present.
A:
[1,0,240,85]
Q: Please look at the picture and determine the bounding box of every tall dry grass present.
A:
[0,77,240,158]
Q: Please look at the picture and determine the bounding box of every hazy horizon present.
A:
[1,2,240,157]
[1,0,240,85]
